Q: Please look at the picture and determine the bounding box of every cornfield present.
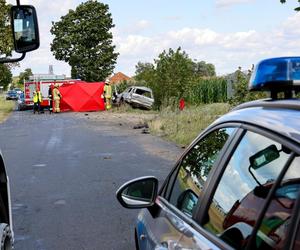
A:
[187,77,227,104]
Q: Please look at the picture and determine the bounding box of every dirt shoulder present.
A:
[74,111,183,162]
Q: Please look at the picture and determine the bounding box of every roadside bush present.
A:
[0,96,14,123]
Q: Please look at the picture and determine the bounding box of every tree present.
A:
[154,47,196,107]
[0,0,13,56]
[134,48,218,108]
[230,67,267,105]
[135,62,155,85]
[50,0,118,81]
[194,61,216,77]
[280,0,300,11]
[19,68,33,84]
[0,64,12,90]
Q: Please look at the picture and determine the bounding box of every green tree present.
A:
[153,47,196,107]
[19,68,33,84]
[135,62,155,84]
[280,0,300,11]
[134,48,218,108]
[0,0,13,56]
[194,61,216,77]
[50,0,118,81]
[0,64,12,90]
[230,67,267,105]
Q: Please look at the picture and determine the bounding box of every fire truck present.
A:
[24,80,80,109]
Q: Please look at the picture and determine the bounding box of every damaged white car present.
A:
[118,86,154,110]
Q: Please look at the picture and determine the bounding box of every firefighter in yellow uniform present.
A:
[53,83,62,113]
[33,88,43,114]
[103,79,112,110]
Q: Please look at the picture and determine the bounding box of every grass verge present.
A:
[147,103,231,147]
[0,96,15,123]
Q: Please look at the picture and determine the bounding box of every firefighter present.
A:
[48,85,53,113]
[53,83,62,113]
[103,79,112,110]
[33,88,43,114]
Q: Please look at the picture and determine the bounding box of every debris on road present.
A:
[133,123,149,129]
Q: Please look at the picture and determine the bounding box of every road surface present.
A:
[0,110,182,250]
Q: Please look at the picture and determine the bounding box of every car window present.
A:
[167,127,236,217]
[203,130,291,249]
[135,89,152,98]
[254,156,300,250]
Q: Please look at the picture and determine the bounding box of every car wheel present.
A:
[0,223,13,250]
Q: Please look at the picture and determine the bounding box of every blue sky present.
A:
[8,0,300,78]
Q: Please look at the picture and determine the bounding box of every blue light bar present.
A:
[249,57,300,91]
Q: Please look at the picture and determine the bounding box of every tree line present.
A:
[0,0,297,102]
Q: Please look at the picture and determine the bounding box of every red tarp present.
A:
[59,82,105,112]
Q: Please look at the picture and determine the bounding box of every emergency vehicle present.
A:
[24,80,81,109]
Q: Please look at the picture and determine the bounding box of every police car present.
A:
[116,57,300,250]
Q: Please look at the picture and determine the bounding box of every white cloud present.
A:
[136,20,150,29]
[168,28,219,46]
[113,12,300,76]
[281,13,300,37]
[216,0,255,8]
[10,2,300,79]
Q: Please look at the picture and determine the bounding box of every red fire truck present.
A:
[24,80,80,109]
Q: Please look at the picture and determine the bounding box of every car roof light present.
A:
[249,57,300,98]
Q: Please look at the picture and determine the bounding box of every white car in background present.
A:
[118,86,154,110]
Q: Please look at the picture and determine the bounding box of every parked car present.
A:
[118,86,154,109]
[13,88,23,95]
[116,57,300,250]
[17,92,27,111]
[5,90,18,100]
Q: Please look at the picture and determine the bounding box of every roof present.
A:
[109,72,131,84]
[211,99,300,144]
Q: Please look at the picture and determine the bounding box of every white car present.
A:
[118,86,154,109]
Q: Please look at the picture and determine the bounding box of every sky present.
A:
[7,0,300,78]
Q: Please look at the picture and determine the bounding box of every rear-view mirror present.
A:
[11,5,39,53]
[249,144,280,170]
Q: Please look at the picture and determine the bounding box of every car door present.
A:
[122,87,132,102]
[177,127,300,250]
[131,88,154,108]
[136,126,239,250]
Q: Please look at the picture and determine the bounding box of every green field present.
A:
[0,96,14,123]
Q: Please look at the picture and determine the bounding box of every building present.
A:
[108,72,131,85]
[28,65,66,81]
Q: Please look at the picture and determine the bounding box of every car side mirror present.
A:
[11,5,39,53]
[176,189,198,217]
[116,176,158,209]
[0,5,39,63]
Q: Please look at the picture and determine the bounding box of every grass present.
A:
[147,103,231,147]
[0,96,15,123]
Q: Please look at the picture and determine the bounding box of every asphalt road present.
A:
[0,110,181,250]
